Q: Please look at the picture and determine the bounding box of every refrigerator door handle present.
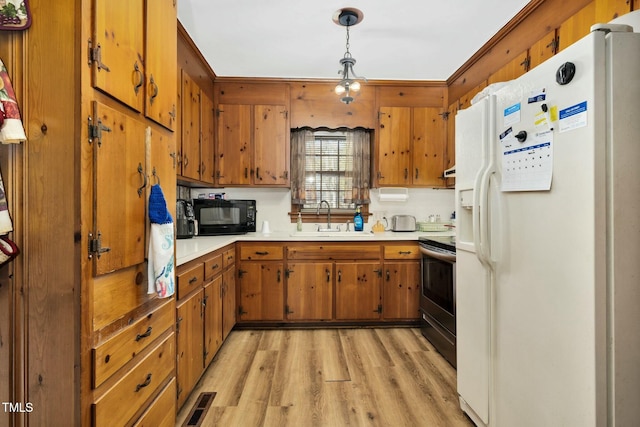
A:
[473,96,496,269]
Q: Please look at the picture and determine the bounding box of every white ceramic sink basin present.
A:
[290,231,375,238]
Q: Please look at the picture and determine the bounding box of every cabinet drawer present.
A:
[383,244,420,260]
[93,299,175,388]
[223,248,235,268]
[93,333,175,427]
[177,262,204,299]
[240,244,284,260]
[132,377,176,427]
[204,253,223,281]
[287,244,380,260]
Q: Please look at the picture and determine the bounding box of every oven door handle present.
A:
[419,246,456,263]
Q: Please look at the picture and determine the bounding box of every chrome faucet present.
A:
[316,200,331,230]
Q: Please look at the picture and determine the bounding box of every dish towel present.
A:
[0,155,19,268]
[0,58,27,144]
[147,184,175,298]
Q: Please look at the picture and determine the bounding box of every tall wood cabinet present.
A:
[0,0,178,425]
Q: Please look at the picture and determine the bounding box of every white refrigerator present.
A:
[455,24,640,427]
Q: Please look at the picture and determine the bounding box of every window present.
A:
[291,128,371,220]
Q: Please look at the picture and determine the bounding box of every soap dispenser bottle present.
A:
[353,205,364,231]
[296,212,303,231]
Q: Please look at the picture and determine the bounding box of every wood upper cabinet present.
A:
[413,107,446,187]
[595,0,633,23]
[254,104,289,185]
[286,262,333,321]
[445,102,458,187]
[558,2,596,52]
[216,103,289,186]
[216,104,252,185]
[177,69,215,184]
[180,71,201,180]
[487,50,530,85]
[92,0,176,126]
[92,0,144,111]
[145,0,177,130]
[378,107,412,185]
[91,102,146,275]
[529,30,559,70]
[335,262,382,320]
[377,106,446,187]
[200,92,215,184]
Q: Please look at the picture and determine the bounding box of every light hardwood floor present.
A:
[176,328,474,427]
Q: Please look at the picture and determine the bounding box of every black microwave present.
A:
[192,199,256,235]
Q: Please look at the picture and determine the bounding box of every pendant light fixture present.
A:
[333,8,366,104]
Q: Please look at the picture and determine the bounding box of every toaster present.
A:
[390,215,416,232]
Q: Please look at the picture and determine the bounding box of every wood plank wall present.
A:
[0,0,81,425]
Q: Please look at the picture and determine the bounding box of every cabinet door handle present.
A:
[404,168,408,180]
[136,163,147,197]
[244,168,248,179]
[148,74,159,105]
[256,167,260,180]
[326,269,330,283]
[188,276,198,284]
[277,269,281,283]
[211,263,219,270]
[338,270,342,283]
[133,61,143,94]
[373,269,382,278]
[135,326,152,342]
[415,168,419,179]
[135,373,152,392]
[399,251,412,255]
[386,270,390,282]
[255,251,269,256]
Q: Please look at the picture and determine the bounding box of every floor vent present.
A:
[182,392,216,427]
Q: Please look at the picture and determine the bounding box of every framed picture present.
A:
[0,0,31,31]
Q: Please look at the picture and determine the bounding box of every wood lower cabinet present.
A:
[203,275,223,367]
[93,333,175,427]
[234,241,422,324]
[222,265,236,339]
[335,262,382,320]
[175,244,235,411]
[238,261,285,321]
[383,261,421,320]
[382,244,421,320]
[286,262,333,320]
[176,288,204,410]
[132,377,176,427]
[237,243,285,321]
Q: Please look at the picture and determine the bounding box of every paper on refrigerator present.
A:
[500,128,553,192]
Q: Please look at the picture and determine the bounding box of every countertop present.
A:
[176,230,455,266]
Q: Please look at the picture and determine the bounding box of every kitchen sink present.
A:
[290,231,375,238]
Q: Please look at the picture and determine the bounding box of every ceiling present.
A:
[177,0,532,81]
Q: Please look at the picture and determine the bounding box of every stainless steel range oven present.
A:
[418,236,456,368]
